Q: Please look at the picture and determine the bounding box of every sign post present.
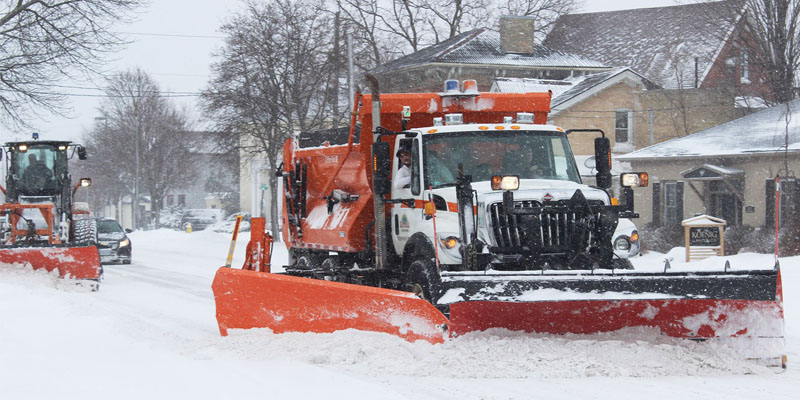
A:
[682,215,727,262]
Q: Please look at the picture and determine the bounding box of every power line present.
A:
[117,31,225,39]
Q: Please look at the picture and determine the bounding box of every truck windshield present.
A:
[423,131,581,188]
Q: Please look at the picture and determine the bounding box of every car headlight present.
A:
[630,231,639,243]
[118,238,130,248]
[614,236,631,251]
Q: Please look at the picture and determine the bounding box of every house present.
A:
[538,2,769,155]
[617,99,800,228]
[543,1,767,97]
[491,68,662,155]
[369,16,613,93]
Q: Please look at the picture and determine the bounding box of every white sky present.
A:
[9,0,680,143]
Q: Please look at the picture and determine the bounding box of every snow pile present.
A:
[1,229,797,399]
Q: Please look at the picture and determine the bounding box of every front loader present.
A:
[0,137,101,287]
[213,79,784,366]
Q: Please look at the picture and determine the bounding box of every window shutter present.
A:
[765,178,775,228]
[676,181,684,223]
[652,182,661,226]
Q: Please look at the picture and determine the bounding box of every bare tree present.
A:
[334,0,580,69]
[694,0,800,104]
[203,0,339,239]
[91,68,197,228]
[0,0,143,127]
[743,0,800,103]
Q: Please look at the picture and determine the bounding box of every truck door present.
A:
[391,137,422,255]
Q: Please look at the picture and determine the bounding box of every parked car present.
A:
[212,212,251,234]
[612,218,640,269]
[180,209,223,231]
[95,218,132,264]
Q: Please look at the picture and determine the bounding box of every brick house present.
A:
[540,1,769,153]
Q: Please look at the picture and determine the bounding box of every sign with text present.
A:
[689,226,721,246]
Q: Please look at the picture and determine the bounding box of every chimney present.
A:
[500,16,536,54]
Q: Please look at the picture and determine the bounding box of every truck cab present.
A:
[390,122,616,271]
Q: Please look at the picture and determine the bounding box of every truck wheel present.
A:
[406,259,441,302]
[295,251,322,270]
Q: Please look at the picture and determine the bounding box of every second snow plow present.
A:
[0,138,101,286]
[213,80,784,365]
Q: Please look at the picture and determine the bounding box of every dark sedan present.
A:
[96,218,132,264]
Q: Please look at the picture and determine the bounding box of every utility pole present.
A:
[134,125,140,231]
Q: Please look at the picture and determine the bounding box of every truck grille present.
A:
[489,200,602,252]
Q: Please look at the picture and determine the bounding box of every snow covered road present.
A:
[1,229,797,399]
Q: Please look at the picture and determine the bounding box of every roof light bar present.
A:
[445,113,463,125]
[516,112,534,124]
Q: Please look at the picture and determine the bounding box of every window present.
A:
[178,194,186,206]
[167,195,174,206]
[740,50,750,83]
[615,110,632,145]
[664,182,680,224]
[411,138,421,195]
[652,181,684,225]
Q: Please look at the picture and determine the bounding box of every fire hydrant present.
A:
[185,222,192,233]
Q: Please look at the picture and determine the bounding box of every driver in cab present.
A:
[23,153,53,187]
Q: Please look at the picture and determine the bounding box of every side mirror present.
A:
[594,137,612,189]
[125,228,133,233]
[77,146,87,160]
[371,141,391,195]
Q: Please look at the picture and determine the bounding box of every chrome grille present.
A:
[489,200,602,251]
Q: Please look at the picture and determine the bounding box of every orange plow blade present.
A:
[212,267,449,344]
[0,246,102,281]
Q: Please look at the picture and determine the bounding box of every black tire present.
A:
[72,218,97,245]
[406,258,441,302]
[295,251,323,270]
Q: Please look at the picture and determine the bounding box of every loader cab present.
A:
[5,141,71,198]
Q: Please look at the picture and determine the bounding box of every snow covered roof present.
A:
[618,99,800,160]
[681,214,727,226]
[490,77,579,98]
[371,28,609,74]
[550,68,658,110]
[543,1,740,89]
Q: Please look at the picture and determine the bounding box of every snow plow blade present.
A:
[0,246,102,281]
[443,267,784,342]
[212,267,449,344]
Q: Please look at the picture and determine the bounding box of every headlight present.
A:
[614,236,631,251]
[491,175,519,191]
[630,231,639,242]
[118,238,130,248]
[620,172,649,187]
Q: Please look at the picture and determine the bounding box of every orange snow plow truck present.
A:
[213,78,784,365]
[0,137,101,288]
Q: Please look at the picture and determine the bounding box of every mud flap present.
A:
[0,246,102,281]
[212,267,450,344]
